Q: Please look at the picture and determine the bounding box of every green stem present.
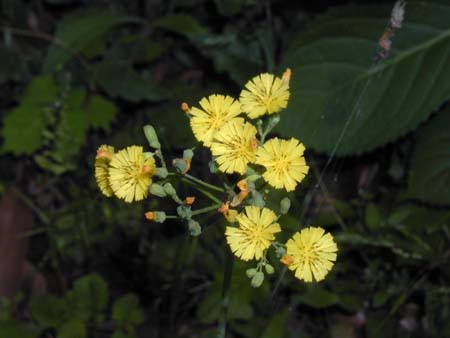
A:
[184,173,226,193]
[191,203,222,216]
[180,177,222,204]
[217,250,234,338]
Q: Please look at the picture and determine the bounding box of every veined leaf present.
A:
[279,1,450,155]
[43,9,132,73]
[407,107,450,205]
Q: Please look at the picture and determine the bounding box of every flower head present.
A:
[240,69,291,119]
[187,94,241,147]
[210,118,258,174]
[108,146,156,203]
[225,206,281,261]
[95,145,115,197]
[284,227,337,282]
[256,137,309,192]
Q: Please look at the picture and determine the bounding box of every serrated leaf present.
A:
[86,96,116,131]
[1,76,57,155]
[407,108,450,205]
[279,1,450,155]
[43,9,130,73]
[69,274,108,326]
[153,14,207,39]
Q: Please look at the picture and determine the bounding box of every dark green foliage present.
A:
[279,1,450,155]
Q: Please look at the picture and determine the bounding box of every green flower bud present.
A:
[149,183,166,197]
[246,268,257,278]
[173,158,187,174]
[275,246,286,257]
[163,183,177,196]
[183,148,194,161]
[143,125,161,149]
[188,219,202,236]
[250,191,265,208]
[280,197,291,215]
[177,205,192,219]
[251,271,264,288]
[155,167,168,178]
[264,264,275,275]
[268,115,281,128]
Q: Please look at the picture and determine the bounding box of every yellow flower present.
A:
[210,118,258,174]
[285,227,337,282]
[187,94,241,147]
[240,69,291,119]
[255,137,308,192]
[225,206,281,261]
[108,146,156,203]
[95,145,115,197]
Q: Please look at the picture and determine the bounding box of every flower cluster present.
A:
[94,68,338,286]
[183,69,308,191]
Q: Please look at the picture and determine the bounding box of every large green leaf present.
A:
[279,1,450,155]
[43,9,131,73]
[1,76,58,155]
[407,108,450,205]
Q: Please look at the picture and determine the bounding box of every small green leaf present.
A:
[1,76,57,155]
[69,274,108,326]
[153,14,207,39]
[86,96,117,131]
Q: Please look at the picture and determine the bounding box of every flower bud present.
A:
[280,197,291,215]
[177,205,192,219]
[246,268,257,278]
[249,191,265,208]
[184,196,195,206]
[188,219,202,236]
[251,271,264,288]
[280,254,294,266]
[143,125,161,149]
[149,183,166,197]
[155,167,168,178]
[264,264,275,275]
[145,211,166,223]
[275,246,286,257]
[173,158,188,174]
[163,183,177,196]
[183,149,194,161]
